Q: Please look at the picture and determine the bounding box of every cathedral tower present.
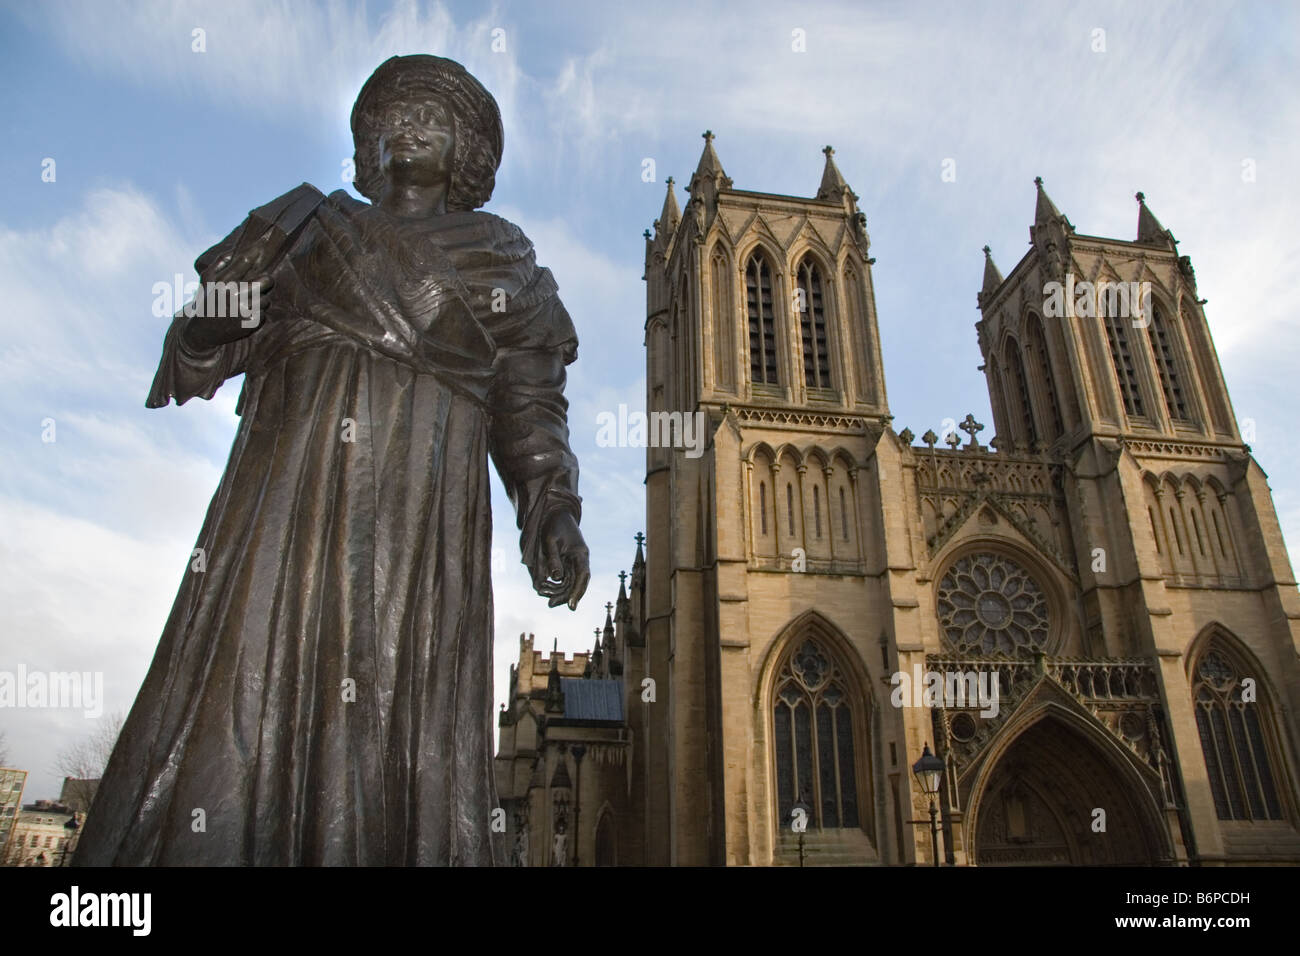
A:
[642,135,899,865]
[977,181,1300,862]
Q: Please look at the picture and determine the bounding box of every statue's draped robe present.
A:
[75,190,580,865]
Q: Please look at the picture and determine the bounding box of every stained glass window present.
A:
[773,638,861,828]
[936,553,1050,655]
[1194,647,1282,821]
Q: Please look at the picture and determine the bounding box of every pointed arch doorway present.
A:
[972,715,1168,865]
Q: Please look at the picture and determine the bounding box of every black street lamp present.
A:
[912,743,945,867]
[791,797,811,867]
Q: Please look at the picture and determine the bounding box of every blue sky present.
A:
[1,0,1297,800]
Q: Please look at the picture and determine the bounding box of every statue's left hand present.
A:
[532,511,590,610]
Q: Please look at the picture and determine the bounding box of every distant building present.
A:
[5,800,78,867]
[0,769,27,863]
[496,629,634,866]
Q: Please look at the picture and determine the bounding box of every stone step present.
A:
[775,829,878,866]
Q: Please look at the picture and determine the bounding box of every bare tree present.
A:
[53,711,123,812]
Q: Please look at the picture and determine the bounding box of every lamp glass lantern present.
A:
[912,743,945,795]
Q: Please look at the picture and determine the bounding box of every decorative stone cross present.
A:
[958,414,985,448]
[944,431,961,450]
[618,570,627,587]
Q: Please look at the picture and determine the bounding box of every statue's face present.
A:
[376,97,456,190]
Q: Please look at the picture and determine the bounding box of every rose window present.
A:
[937,553,1049,655]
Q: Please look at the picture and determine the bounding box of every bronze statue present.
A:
[75,55,589,865]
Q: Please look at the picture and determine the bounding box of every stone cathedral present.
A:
[494,133,1300,866]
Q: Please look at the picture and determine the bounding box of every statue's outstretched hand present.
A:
[532,511,590,611]
[180,230,279,352]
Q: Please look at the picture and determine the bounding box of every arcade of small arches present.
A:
[1140,470,1242,586]
[743,442,861,568]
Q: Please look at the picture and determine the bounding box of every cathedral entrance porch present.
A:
[970,715,1169,865]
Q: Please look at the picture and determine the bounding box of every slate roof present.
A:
[559,678,624,723]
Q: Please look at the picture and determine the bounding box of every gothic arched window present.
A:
[796,257,832,389]
[988,361,1009,437]
[1027,316,1064,439]
[1149,304,1191,423]
[1007,341,1037,445]
[746,254,779,386]
[710,248,734,391]
[843,266,874,398]
[1103,310,1146,418]
[773,638,860,829]
[1193,644,1284,821]
[937,552,1050,655]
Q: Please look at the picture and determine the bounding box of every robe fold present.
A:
[74,188,580,866]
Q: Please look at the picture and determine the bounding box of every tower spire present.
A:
[817,145,855,201]
[655,176,680,239]
[1135,190,1176,248]
[590,626,603,676]
[694,130,729,185]
[1033,175,1072,231]
[979,245,1004,308]
[1029,176,1074,277]
[615,570,630,620]
[545,639,564,713]
[1033,175,1056,222]
[603,598,620,676]
[685,130,733,226]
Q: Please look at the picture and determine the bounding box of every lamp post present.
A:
[791,797,811,867]
[911,743,945,867]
